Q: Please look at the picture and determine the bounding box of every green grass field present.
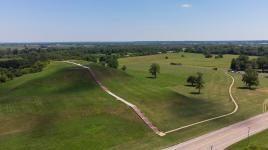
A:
[0,52,267,149]
[227,129,268,150]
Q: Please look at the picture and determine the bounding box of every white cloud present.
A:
[180,4,192,8]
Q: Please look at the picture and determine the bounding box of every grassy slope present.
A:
[0,53,267,150]
[0,62,150,150]
[89,53,268,149]
[227,129,268,150]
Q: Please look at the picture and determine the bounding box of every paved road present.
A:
[164,112,268,150]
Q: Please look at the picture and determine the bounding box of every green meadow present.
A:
[0,53,267,149]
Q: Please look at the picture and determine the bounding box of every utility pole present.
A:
[247,127,251,147]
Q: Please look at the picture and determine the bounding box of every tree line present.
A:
[0,50,49,83]
[230,55,268,72]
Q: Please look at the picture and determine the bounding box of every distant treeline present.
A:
[0,50,49,83]
[1,44,268,83]
[2,44,268,59]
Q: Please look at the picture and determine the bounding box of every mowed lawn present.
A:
[1,53,268,150]
[227,129,268,150]
[0,62,150,150]
[87,53,268,149]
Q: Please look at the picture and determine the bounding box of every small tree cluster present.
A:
[99,55,119,69]
[256,56,268,72]
[187,72,205,94]
[230,55,256,71]
[204,51,213,58]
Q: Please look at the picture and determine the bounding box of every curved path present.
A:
[63,61,239,137]
[63,61,165,136]
[164,71,239,134]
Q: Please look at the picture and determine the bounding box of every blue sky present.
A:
[0,0,268,42]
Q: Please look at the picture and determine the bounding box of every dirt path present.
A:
[163,112,268,150]
[63,61,165,136]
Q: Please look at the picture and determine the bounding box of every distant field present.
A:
[227,129,268,150]
[0,53,268,150]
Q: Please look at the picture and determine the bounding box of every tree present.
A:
[0,73,7,83]
[187,76,196,86]
[121,65,127,71]
[99,56,106,66]
[242,68,259,89]
[149,63,160,78]
[106,55,118,69]
[257,56,268,72]
[230,58,236,71]
[195,72,204,94]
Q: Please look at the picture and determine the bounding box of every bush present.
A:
[0,73,7,83]
[121,65,127,71]
[170,62,182,66]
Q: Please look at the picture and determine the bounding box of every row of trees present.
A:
[2,43,268,62]
[230,55,268,72]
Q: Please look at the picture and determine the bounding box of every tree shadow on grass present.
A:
[146,76,156,79]
[190,92,202,95]
[237,87,257,90]
[184,84,195,87]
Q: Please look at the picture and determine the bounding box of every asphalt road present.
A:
[163,112,268,150]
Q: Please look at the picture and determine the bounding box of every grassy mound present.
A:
[0,62,149,150]
[1,53,268,150]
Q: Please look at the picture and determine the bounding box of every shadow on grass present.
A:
[184,84,195,87]
[237,87,257,90]
[0,66,100,104]
[190,92,202,95]
[146,76,156,79]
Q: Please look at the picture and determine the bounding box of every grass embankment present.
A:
[227,129,268,150]
[0,53,268,150]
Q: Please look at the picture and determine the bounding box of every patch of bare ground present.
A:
[257,88,268,93]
